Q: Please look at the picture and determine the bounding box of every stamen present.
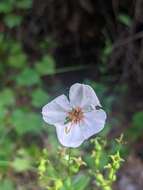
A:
[67,107,84,125]
[65,125,72,134]
[64,107,84,134]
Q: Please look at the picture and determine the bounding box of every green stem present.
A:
[68,148,71,177]
[47,65,92,75]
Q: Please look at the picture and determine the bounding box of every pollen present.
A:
[68,107,84,124]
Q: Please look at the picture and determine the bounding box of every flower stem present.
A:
[68,148,71,177]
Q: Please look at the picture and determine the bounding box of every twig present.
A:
[112,31,143,50]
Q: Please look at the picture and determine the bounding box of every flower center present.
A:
[68,107,84,124]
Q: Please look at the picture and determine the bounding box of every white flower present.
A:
[42,83,107,148]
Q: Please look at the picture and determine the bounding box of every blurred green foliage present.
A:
[127,111,143,140]
[16,68,41,86]
[0,1,55,188]
[0,179,15,190]
[0,0,32,28]
[35,55,56,76]
[118,13,132,27]
[38,137,124,190]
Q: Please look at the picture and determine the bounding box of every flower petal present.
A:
[81,109,106,140]
[55,123,84,147]
[42,95,71,125]
[69,83,101,109]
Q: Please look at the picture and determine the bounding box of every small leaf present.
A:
[7,42,27,68]
[35,55,55,75]
[129,111,143,140]
[118,14,132,26]
[11,109,43,135]
[10,42,22,54]
[0,138,14,160]
[8,53,27,68]
[4,14,23,28]
[0,1,13,13]
[0,88,15,107]
[16,0,32,9]
[72,175,90,190]
[12,157,31,172]
[16,68,41,86]
[31,88,49,108]
[133,111,143,129]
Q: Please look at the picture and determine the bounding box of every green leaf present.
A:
[103,39,112,56]
[16,0,32,9]
[127,111,143,140]
[132,111,143,129]
[10,42,22,54]
[4,14,23,28]
[0,179,15,190]
[0,88,15,107]
[0,1,13,13]
[16,68,41,86]
[0,138,14,160]
[118,14,132,26]
[7,42,27,68]
[31,88,49,108]
[8,53,27,68]
[0,105,7,121]
[11,109,43,135]
[12,157,31,172]
[35,55,55,75]
[72,175,90,190]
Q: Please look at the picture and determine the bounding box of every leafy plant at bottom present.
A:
[37,136,124,190]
